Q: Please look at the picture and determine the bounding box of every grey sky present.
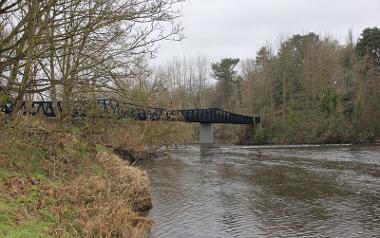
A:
[154,0,379,64]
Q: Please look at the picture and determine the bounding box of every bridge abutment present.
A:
[200,123,213,145]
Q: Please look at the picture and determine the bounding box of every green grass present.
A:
[0,218,54,238]
[0,140,87,237]
[95,144,110,153]
[0,147,57,238]
[0,170,24,180]
[0,201,55,238]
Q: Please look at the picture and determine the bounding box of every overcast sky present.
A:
[154,0,379,64]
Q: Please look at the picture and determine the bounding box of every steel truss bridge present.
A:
[0,99,260,125]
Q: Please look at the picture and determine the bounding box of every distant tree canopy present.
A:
[255,47,271,73]
[210,58,240,109]
[157,29,380,144]
[356,27,380,65]
[211,58,240,81]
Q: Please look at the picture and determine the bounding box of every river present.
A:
[139,144,380,238]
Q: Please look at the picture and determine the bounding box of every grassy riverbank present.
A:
[0,116,190,237]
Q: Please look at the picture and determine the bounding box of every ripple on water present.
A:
[141,145,380,238]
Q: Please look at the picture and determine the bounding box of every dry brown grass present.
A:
[78,117,193,161]
[0,116,155,237]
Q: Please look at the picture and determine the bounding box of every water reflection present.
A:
[140,145,380,238]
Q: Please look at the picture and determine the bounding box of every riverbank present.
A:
[0,116,165,237]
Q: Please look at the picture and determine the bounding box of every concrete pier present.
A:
[200,123,213,145]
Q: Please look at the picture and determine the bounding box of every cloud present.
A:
[154,0,379,64]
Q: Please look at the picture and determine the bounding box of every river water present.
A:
[139,145,380,238]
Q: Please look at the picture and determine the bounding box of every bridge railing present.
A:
[1,100,260,125]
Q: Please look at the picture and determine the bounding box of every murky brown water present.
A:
[140,145,380,238]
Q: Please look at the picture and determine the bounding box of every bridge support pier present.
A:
[200,123,213,145]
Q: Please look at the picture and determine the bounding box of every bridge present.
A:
[0,99,260,144]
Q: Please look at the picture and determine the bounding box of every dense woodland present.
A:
[154,29,380,144]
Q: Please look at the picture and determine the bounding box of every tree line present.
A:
[155,28,380,144]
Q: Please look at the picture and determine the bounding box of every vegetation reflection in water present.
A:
[140,145,380,238]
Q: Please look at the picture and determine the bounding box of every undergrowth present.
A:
[0,115,187,237]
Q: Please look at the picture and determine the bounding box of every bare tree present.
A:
[0,0,184,118]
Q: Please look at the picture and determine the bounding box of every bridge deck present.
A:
[0,100,260,125]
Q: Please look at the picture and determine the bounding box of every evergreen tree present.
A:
[211,58,240,109]
[356,27,380,66]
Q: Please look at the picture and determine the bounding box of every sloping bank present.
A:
[0,116,190,237]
